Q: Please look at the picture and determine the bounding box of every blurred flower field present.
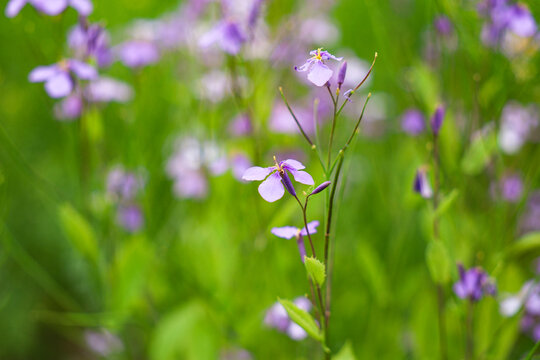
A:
[0,0,539,359]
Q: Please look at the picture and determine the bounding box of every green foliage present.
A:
[334,341,357,360]
[278,298,323,342]
[304,256,326,286]
[460,128,497,175]
[58,203,98,263]
[426,241,452,284]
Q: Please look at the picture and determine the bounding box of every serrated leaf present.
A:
[426,241,451,284]
[509,232,540,256]
[461,129,496,175]
[58,203,98,262]
[304,256,326,286]
[334,340,357,360]
[278,298,322,342]
[434,189,459,219]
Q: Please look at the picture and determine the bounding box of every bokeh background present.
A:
[0,0,539,359]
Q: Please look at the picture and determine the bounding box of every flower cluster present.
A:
[106,167,145,233]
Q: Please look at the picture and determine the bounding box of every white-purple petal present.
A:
[32,0,67,15]
[271,226,299,239]
[242,166,274,181]
[281,159,305,170]
[258,172,284,202]
[68,0,92,15]
[5,0,27,17]
[307,61,333,87]
[28,65,58,82]
[288,169,314,185]
[300,220,319,236]
[69,59,97,80]
[294,58,315,73]
[44,72,73,98]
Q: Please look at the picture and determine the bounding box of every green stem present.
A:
[466,300,474,360]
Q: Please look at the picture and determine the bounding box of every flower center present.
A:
[273,156,284,174]
[313,48,323,61]
[58,59,70,71]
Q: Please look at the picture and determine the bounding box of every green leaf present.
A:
[58,203,98,263]
[433,189,459,219]
[426,241,451,284]
[509,232,540,256]
[278,298,322,342]
[461,128,497,175]
[304,256,326,286]
[334,341,357,360]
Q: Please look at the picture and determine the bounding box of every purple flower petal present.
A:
[300,220,319,236]
[281,159,305,170]
[68,0,92,15]
[69,59,97,80]
[294,58,314,72]
[242,166,274,181]
[32,0,67,15]
[258,172,284,202]
[271,226,299,239]
[29,65,58,82]
[288,169,314,185]
[5,0,27,17]
[279,170,297,196]
[45,72,73,98]
[307,61,333,87]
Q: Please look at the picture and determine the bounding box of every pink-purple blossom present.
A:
[295,48,343,87]
[242,158,314,202]
[6,0,92,17]
[29,59,97,98]
[264,297,312,340]
[453,264,496,302]
[413,168,433,199]
[401,109,425,136]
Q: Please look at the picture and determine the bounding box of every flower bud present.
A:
[310,181,331,196]
[337,61,347,89]
[430,105,445,136]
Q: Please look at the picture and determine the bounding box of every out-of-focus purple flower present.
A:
[6,0,92,17]
[454,264,496,302]
[247,0,264,31]
[84,329,123,357]
[68,22,112,68]
[220,348,253,360]
[106,168,142,201]
[269,103,314,135]
[298,17,339,46]
[507,4,537,38]
[499,173,523,202]
[295,48,343,87]
[413,168,433,199]
[498,102,538,154]
[520,191,540,234]
[231,153,252,181]
[228,114,252,136]
[272,221,319,262]
[401,109,425,136]
[500,277,540,340]
[54,93,82,121]
[86,77,133,103]
[264,297,312,340]
[434,15,453,36]
[117,205,144,233]
[117,41,160,68]
[242,158,314,202]
[199,20,247,55]
[430,105,445,136]
[29,59,97,98]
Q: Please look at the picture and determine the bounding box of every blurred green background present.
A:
[0,0,539,359]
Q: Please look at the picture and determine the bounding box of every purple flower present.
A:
[310,181,331,196]
[6,0,92,17]
[231,153,252,181]
[247,0,264,31]
[228,113,252,136]
[106,168,142,201]
[68,22,112,68]
[264,297,312,340]
[413,168,433,199]
[500,173,523,202]
[520,191,540,234]
[453,264,496,302]
[117,41,160,68]
[86,77,133,103]
[430,105,445,136]
[242,158,314,202]
[54,93,82,121]
[498,102,538,154]
[337,61,347,90]
[84,329,123,357]
[117,204,144,232]
[199,20,247,55]
[269,103,314,135]
[272,221,319,262]
[434,15,453,36]
[401,109,425,136]
[29,59,97,98]
[500,278,540,341]
[295,48,343,87]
